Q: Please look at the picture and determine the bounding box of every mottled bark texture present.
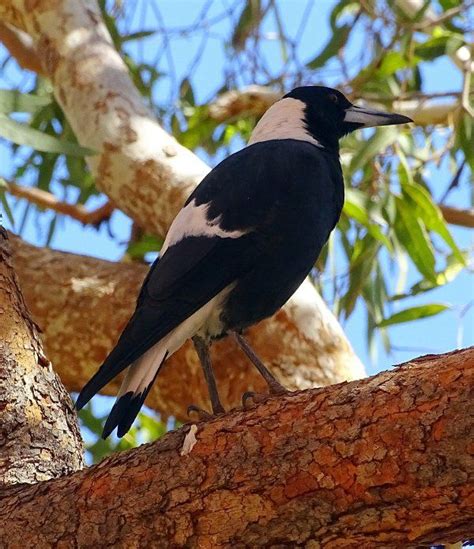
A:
[0,347,472,547]
[10,235,364,422]
[0,0,365,391]
[0,228,83,486]
[0,0,207,237]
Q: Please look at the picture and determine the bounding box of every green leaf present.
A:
[414,34,464,60]
[0,181,15,227]
[391,253,465,300]
[349,126,399,173]
[343,189,393,252]
[0,114,95,156]
[378,303,449,327]
[393,196,437,283]
[329,0,359,29]
[232,0,261,50]
[378,52,413,76]
[401,182,465,265]
[120,30,156,43]
[0,89,52,114]
[306,24,351,69]
[127,234,163,259]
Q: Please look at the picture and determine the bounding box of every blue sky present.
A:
[0,0,472,379]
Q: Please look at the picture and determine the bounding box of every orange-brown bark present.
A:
[0,347,472,547]
[0,228,83,486]
[10,235,364,422]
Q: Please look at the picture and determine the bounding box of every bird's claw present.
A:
[241,391,268,409]
[187,404,213,421]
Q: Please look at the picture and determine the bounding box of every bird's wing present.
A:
[76,142,290,411]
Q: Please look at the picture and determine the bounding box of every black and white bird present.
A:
[76,86,411,438]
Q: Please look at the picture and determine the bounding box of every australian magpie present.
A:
[76,86,412,438]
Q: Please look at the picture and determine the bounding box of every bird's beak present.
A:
[344,104,413,128]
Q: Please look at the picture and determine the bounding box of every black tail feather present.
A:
[101,352,168,439]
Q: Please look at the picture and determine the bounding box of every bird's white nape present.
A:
[248,97,322,148]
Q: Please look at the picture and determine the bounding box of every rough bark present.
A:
[0,347,472,547]
[0,0,365,389]
[0,228,83,486]
[10,235,365,421]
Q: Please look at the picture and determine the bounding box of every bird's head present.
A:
[249,86,412,151]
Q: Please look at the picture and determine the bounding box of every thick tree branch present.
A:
[10,235,365,421]
[0,228,83,486]
[0,0,364,386]
[6,181,114,226]
[0,0,207,236]
[0,347,472,546]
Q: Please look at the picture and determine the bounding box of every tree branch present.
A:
[6,181,114,226]
[439,204,474,229]
[9,234,365,421]
[0,227,83,486]
[0,347,472,546]
[0,21,45,75]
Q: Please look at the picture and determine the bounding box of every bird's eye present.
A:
[329,94,339,104]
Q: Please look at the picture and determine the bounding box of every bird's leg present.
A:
[232,331,288,398]
[191,336,225,417]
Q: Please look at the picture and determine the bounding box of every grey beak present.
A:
[344,104,413,128]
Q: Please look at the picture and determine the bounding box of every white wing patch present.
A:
[161,199,247,255]
[249,97,322,148]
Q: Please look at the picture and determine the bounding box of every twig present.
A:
[6,182,114,226]
[439,204,474,229]
[0,22,45,76]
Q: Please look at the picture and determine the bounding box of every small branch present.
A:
[439,204,474,229]
[0,347,472,546]
[0,22,45,75]
[413,3,473,30]
[6,182,114,226]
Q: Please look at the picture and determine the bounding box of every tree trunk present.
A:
[10,235,364,421]
[1,347,471,547]
[0,228,83,486]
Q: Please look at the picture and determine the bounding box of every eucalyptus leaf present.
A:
[378,303,449,327]
[0,114,95,156]
[306,25,351,69]
[0,89,52,114]
[349,127,399,173]
[394,196,437,283]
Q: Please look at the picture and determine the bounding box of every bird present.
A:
[76,86,412,438]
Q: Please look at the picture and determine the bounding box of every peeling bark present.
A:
[0,347,472,547]
[0,228,83,486]
[0,0,365,390]
[10,235,365,421]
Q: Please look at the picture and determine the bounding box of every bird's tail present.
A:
[101,334,172,438]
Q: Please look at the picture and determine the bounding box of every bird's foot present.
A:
[241,385,290,409]
[187,404,225,422]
